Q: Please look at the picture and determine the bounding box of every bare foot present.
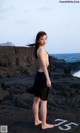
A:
[35,120,42,126]
[42,123,54,129]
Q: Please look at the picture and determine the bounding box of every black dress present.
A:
[27,52,51,101]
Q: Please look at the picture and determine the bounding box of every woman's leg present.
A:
[33,97,42,125]
[40,100,54,129]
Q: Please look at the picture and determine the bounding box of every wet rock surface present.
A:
[0,75,80,133]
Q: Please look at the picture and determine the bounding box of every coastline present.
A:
[0,46,80,133]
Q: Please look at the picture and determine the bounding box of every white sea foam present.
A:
[73,70,80,78]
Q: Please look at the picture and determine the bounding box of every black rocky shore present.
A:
[0,46,80,133]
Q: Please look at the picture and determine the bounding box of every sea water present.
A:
[51,53,80,78]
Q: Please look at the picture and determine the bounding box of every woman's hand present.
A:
[46,79,52,88]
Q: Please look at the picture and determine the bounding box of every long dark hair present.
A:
[27,31,47,59]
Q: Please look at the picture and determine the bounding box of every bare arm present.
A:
[38,49,50,80]
[38,49,51,88]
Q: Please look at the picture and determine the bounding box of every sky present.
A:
[0,0,80,54]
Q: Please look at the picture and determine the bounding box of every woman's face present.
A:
[38,35,47,46]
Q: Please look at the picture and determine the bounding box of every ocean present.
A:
[51,53,80,63]
[51,53,80,78]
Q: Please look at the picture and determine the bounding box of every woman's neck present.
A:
[39,45,45,49]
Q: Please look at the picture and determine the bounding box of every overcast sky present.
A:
[0,0,80,54]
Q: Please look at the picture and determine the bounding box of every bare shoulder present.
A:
[37,48,45,58]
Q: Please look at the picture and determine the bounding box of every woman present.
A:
[28,31,54,129]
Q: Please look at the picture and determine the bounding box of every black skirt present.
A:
[31,70,51,101]
[27,54,51,101]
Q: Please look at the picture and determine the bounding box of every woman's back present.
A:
[37,47,49,72]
